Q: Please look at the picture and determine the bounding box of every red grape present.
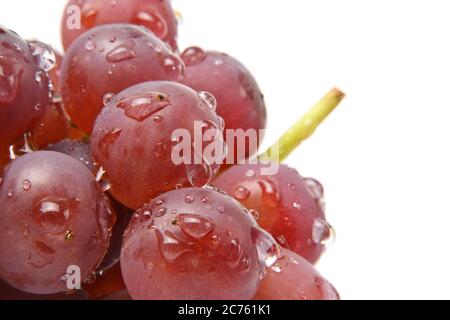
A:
[181,47,267,164]
[121,187,280,300]
[60,24,184,133]
[0,27,52,146]
[61,0,178,52]
[254,248,340,300]
[213,163,333,263]
[0,151,114,294]
[91,81,226,209]
[47,139,94,173]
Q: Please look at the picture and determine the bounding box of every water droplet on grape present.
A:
[249,209,259,220]
[33,197,74,234]
[251,227,282,268]
[153,115,163,123]
[163,55,185,82]
[103,93,115,106]
[28,40,56,72]
[184,195,194,204]
[258,178,281,208]
[246,170,256,178]
[271,263,282,273]
[304,178,324,200]
[217,206,225,214]
[312,218,335,246]
[201,197,208,203]
[292,202,302,210]
[176,214,215,239]
[186,162,212,188]
[7,189,13,197]
[155,207,167,217]
[234,186,251,201]
[156,229,191,262]
[117,92,170,122]
[84,40,97,51]
[35,71,46,85]
[198,91,217,111]
[181,47,206,66]
[65,230,74,241]
[22,179,31,191]
[106,45,136,63]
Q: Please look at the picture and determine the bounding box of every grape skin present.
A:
[181,47,267,164]
[254,249,340,300]
[121,187,265,300]
[60,23,184,133]
[0,27,50,146]
[214,163,329,263]
[0,151,114,294]
[61,0,178,52]
[91,81,224,209]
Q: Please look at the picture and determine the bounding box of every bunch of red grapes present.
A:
[0,0,343,300]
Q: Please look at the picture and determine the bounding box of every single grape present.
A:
[0,151,114,294]
[181,47,267,164]
[83,263,126,300]
[0,27,51,146]
[61,0,178,52]
[91,81,226,209]
[46,139,95,173]
[0,279,88,300]
[121,187,280,300]
[213,163,333,263]
[60,23,184,133]
[254,248,340,300]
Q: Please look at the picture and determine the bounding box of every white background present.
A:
[1,0,450,299]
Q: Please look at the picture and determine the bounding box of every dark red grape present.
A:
[91,81,226,209]
[0,27,51,145]
[60,24,184,133]
[47,139,94,173]
[62,0,178,52]
[213,163,333,263]
[0,151,114,294]
[181,47,266,164]
[121,187,280,300]
[254,248,340,300]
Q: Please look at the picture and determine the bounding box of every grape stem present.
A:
[258,88,345,162]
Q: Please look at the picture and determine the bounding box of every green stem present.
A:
[258,88,345,162]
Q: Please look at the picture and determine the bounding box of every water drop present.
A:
[153,115,163,123]
[81,5,98,28]
[103,93,115,106]
[117,92,170,122]
[176,214,215,239]
[251,227,282,267]
[312,218,335,246]
[304,178,324,200]
[84,40,97,51]
[65,230,74,241]
[198,91,217,111]
[271,263,282,273]
[22,179,31,191]
[34,103,41,111]
[201,197,208,203]
[292,202,302,210]
[33,197,74,234]
[163,55,185,82]
[184,195,194,204]
[106,45,136,63]
[156,229,191,262]
[246,170,256,178]
[234,186,251,201]
[186,162,212,188]
[35,71,45,84]
[249,209,259,220]
[7,189,13,197]
[217,206,225,214]
[28,40,56,72]
[181,47,206,66]
[258,178,281,208]
[155,207,167,217]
